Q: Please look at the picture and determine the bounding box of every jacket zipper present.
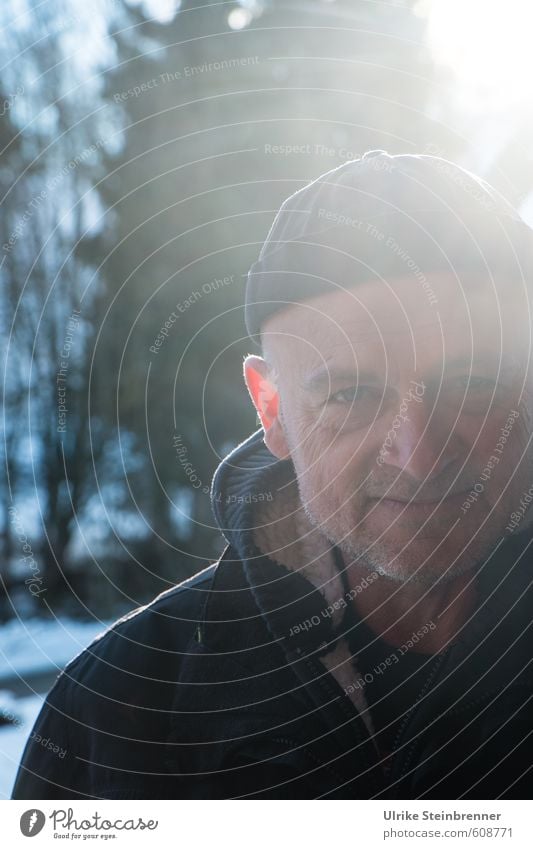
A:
[388,648,451,786]
[288,648,385,795]
[387,651,528,788]
[269,736,348,785]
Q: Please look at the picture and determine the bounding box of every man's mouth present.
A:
[368,490,472,515]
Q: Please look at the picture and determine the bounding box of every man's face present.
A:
[254,271,533,584]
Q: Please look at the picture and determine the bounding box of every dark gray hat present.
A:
[244,150,533,347]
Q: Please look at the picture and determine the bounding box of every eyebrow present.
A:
[301,367,381,393]
[300,353,516,393]
[442,354,517,373]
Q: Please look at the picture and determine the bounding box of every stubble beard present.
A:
[297,481,498,588]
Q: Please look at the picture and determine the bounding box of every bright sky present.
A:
[423,0,533,112]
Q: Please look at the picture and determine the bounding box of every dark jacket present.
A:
[12,429,533,799]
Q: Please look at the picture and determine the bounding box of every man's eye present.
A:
[329,386,372,404]
[446,375,507,412]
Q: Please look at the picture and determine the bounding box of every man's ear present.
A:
[243,354,290,460]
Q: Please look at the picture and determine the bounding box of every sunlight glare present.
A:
[426,0,533,109]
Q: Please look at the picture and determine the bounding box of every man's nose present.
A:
[382,396,457,482]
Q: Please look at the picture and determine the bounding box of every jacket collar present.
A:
[209,428,377,731]
[210,428,349,629]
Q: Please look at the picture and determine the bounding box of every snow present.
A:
[0,616,113,798]
[0,615,112,682]
[0,690,43,799]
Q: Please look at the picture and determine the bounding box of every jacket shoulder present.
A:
[11,561,218,799]
[61,560,217,680]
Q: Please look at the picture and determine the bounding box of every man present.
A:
[12,151,533,799]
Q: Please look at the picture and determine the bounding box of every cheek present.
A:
[299,442,373,511]
[300,426,375,480]
[292,418,383,498]
[288,423,363,492]
[457,408,526,455]
[460,412,533,494]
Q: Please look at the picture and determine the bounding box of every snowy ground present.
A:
[0,616,113,798]
[0,689,43,799]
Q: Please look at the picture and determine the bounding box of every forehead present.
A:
[261,272,531,375]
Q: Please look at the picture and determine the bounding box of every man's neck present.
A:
[346,566,477,654]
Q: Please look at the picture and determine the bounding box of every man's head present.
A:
[243,151,533,586]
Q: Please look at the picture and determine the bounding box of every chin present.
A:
[371,553,476,586]
[348,522,506,585]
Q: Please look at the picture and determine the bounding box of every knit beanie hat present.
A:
[244,150,533,347]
